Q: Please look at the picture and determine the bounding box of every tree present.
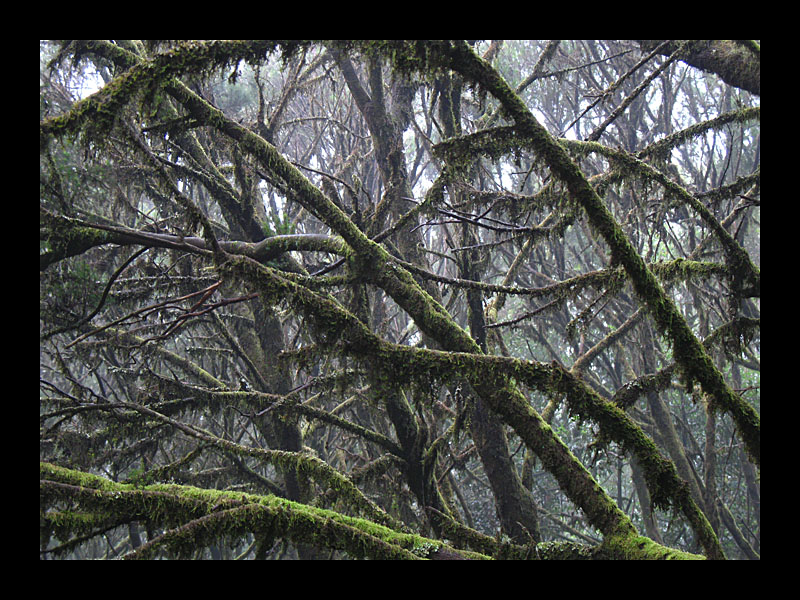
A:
[40,40,760,560]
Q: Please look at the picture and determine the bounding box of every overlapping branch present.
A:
[393,40,757,467]
[40,40,758,559]
[40,462,483,560]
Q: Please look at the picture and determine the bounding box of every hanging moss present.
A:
[39,41,753,559]
[212,231,724,555]
[40,41,313,149]
[412,40,759,469]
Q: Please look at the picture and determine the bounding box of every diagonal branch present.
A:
[424,40,759,468]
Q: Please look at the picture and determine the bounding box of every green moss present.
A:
[41,462,486,560]
[418,41,761,469]
[40,41,313,149]
[602,534,705,560]
[40,212,114,271]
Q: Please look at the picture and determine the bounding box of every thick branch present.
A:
[637,40,760,96]
[426,41,759,468]
[40,463,484,560]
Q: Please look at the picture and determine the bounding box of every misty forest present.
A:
[39,40,760,560]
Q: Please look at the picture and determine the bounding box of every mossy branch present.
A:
[40,40,311,148]
[75,40,733,556]
[124,503,424,560]
[40,462,484,560]
[96,401,403,531]
[218,249,722,554]
[409,40,759,468]
[564,138,760,297]
[217,205,722,555]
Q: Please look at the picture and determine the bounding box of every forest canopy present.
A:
[39,40,760,560]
